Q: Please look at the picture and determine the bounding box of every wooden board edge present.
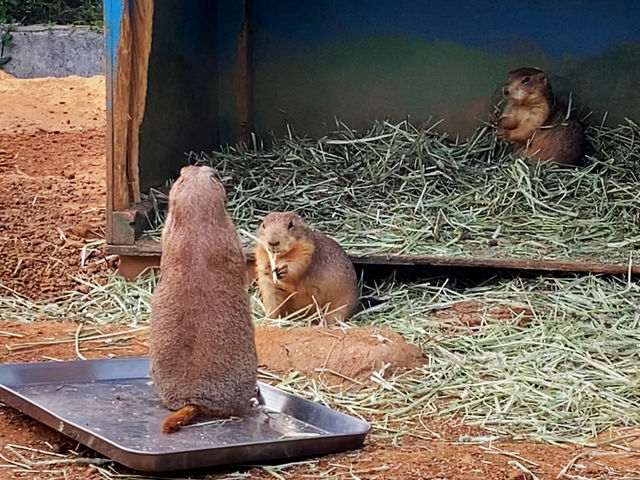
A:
[109,201,154,246]
[348,254,640,274]
[105,241,640,275]
[127,0,154,203]
[106,0,133,243]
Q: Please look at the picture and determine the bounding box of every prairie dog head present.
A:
[257,212,310,255]
[166,165,227,227]
[502,67,552,104]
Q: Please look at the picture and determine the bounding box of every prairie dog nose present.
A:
[503,87,509,96]
[268,241,280,248]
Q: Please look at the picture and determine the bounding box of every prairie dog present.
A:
[150,165,257,433]
[255,212,358,325]
[497,67,584,165]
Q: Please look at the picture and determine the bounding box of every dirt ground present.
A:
[0,71,112,300]
[0,71,639,479]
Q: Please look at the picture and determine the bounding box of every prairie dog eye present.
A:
[287,221,294,230]
[521,76,530,84]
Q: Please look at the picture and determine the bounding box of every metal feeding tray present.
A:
[0,357,370,472]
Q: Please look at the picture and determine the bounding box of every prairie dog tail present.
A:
[162,405,242,433]
[162,405,200,434]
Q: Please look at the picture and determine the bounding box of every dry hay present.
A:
[2,270,640,445]
[144,119,640,266]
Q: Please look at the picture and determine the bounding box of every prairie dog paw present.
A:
[274,264,288,279]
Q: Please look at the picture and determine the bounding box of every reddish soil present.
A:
[0,72,638,479]
[2,321,640,479]
[0,72,112,300]
[0,71,105,135]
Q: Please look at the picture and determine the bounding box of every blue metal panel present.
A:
[137,0,220,192]
[103,0,126,111]
[250,0,638,60]
[234,0,640,138]
[133,0,640,190]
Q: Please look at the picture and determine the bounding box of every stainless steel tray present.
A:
[0,357,370,472]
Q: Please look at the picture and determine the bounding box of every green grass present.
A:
[0,0,103,27]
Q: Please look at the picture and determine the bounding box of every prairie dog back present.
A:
[150,165,257,433]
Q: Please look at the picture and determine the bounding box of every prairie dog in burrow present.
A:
[255,212,358,325]
[497,67,584,166]
[150,165,257,433]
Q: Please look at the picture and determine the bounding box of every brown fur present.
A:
[255,212,358,325]
[497,67,584,166]
[162,405,198,434]
[150,165,257,433]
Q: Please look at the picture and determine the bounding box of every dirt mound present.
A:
[1,323,426,387]
[0,74,105,134]
[434,300,532,332]
[256,326,424,386]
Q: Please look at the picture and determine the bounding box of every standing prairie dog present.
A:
[255,212,358,324]
[150,165,257,434]
[497,67,584,166]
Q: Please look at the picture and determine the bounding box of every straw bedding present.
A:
[145,119,640,266]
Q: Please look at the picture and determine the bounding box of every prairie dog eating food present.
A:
[497,67,584,165]
[255,212,358,325]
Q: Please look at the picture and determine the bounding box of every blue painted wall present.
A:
[119,0,640,190]
[103,0,126,112]
[217,0,640,141]
[249,1,637,60]
[137,0,219,192]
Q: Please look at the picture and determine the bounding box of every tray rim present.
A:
[0,357,371,472]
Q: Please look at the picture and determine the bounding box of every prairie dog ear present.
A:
[537,72,547,85]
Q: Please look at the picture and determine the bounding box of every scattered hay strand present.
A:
[0,443,110,479]
[2,270,640,445]
[0,271,157,326]
[254,272,640,445]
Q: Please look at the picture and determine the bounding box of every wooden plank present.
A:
[127,0,154,204]
[107,237,162,256]
[348,254,640,275]
[112,0,133,212]
[110,201,153,246]
[105,240,640,275]
[105,0,133,244]
[104,0,127,241]
[235,0,253,145]
[117,256,257,284]
[106,0,153,242]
